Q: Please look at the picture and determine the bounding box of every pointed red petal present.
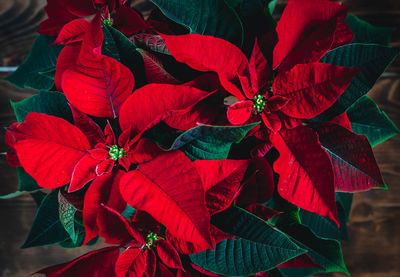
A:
[83,170,126,244]
[35,247,119,277]
[70,105,106,146]
[273,0,348,70]
[145,249,157,277]
[270,126,339,226]
[56,41,82,91]
[89,148,109,160]
[157,239,183,270]
[53,18,90,45]
[129,138,163,165]
[140,49,180,84]
[273,63,360,119]
[96,159,115,176]
[62,14,135,118]
[38,0,77,36]
[161,33,249,100]
[114,6,148,36]
[97,205,135,245]
[194,159,250,214]
[120,151,212,249]
[331,15,354,49]
[261,112,282,132]
[227,100,253,125]
[104,121,117,145]
[69,154,98,192]
[236,158,274,207]
[14,113,90,189]
[312,123,385,192]
[250,39,271,92]
[116,248,147,277]
[119,83,213,139]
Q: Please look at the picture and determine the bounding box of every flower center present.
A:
[145,232,159,248]
[253,94,266,114]
[108,145,127,160]
[103,18,113,26]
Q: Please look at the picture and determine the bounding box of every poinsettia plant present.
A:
[2,0,399,276]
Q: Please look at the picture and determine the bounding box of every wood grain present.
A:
[0,1,399,276]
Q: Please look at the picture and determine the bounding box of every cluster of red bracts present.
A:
[4,0,389,276]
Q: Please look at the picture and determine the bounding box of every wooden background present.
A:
[0,0,399,276]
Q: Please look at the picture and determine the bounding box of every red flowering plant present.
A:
[2,0,399,276]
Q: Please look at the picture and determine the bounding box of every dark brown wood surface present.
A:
[0,1,399,276]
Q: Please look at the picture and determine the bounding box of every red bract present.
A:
[61,13,135,118]
[119,77,218,142]
[34,246,120,277]
[270,125,339,225]
[273,0,352,71]
[12,113,91,189]
[69,108,132,192]
[38,0,144,37]
[161,33,359,134]
[97,205,184,277]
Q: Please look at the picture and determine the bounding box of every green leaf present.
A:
[150,0,244,47]
[39,68,56,80]
[224,0,242,9]
[4,35,63,90]
[102,24,147,88]
[345,14,394,45]
[11,91,73,123]
[335,192,353,222]
[21,189,69,248]
[58,223,98,248]
[58,191,79,244]
[121,204,136,219]
[167,122,259,160]
[190,206,306,276]
[277,223,349,275]
[30,191,47,207]
[315,43,399,121]
[347,95,400,147]
[299,202,348,241]
[268,0,278,14]
[0,168,40,199]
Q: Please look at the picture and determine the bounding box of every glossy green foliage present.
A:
[11,91,73,123]
[5,35,63,90]
[151,0,244,46]
[347,95,400,147]
[102,24,147,88]
[315,43,399,120]
[22,189,69,248]
[345,14,394,45]
[190,206,306,276]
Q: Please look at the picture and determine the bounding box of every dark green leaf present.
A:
[39,68,56,80]
[58,191,79,244]
[347,95,400,147]
[315,43,399,121]
[224,0,242,9]
[30,191,47,207]
[268,0,278,14]
[4,35,63,90]
[299,203,348,241]
[277,223,349,275]
[0,168,40,199]
[345,14,394,45]
[168,122,259,160]
[151,0,244,47]
[102,25,147,88]
[22,189,69,248]
[11,91,73,123]
[335,192,353,222]
[190,206,306,276]
[58,224,98,248]
[121,204,136,219]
